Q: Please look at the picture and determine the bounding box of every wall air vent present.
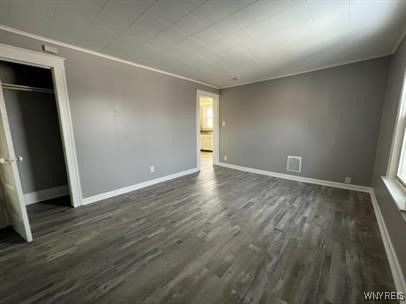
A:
[287,156,302,173]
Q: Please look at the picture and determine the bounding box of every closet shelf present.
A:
[1,83,54,94]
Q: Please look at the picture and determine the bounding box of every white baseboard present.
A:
[81,168,199,205]
[218,162,372,193]
[24,185,69,205]
[369,190,406,295]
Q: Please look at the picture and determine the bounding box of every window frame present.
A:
[386,70,406,211]
[396,126,406,187]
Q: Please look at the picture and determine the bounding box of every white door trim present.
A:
[196,90,219,169]
[0,43,82,207]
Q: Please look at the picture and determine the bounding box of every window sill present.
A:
[382,177,406,220]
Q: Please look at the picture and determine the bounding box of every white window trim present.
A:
[386,69,406,211]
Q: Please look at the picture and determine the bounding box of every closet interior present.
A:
[0,60,71,237]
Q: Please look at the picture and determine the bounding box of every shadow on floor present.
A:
[0,226,26,246]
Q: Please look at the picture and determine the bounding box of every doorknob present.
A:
[0,156,23,164]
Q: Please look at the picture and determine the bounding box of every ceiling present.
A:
[0,0,405,88]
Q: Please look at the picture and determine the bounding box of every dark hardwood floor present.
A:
[0,153,395,304]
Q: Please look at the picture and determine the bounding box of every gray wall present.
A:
[0,29,218,198]
[0,61,68,194]
[372,36,406,275]
[220,57,390,186]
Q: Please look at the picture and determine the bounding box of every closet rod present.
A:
[1,83,54,94]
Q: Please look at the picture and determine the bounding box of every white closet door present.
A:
[0,80,32,241]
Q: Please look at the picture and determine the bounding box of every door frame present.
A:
[0,43,82,208]
[196,89,219,169]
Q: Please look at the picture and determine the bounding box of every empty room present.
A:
[0,0,405,303]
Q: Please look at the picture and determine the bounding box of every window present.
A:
[385,70,406,211]
[397,127,406,185]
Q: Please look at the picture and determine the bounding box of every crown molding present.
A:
[221,53,392,89]
[0,24,219,90]
[1,24,402,91]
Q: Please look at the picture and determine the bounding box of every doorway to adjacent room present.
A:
[196,90,219,170]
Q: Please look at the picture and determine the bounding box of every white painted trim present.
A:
[369,190,406,295]
[217,162,372,192]
[0,43,83,208]
[24,185,69,205]
[221,54,391,89]
[196,90,220,168]
[0,25,219,89]
[386,69,406,177]
[82,168,199,205]
[382,176,406,211]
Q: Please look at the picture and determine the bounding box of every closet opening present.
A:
[0,60,72,240]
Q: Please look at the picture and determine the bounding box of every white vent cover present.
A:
[287,156,302,173]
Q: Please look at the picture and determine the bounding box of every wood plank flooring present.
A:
[0,153,395,303]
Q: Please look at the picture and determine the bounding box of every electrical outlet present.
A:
[150,166,155,173]
[224,155,228,161]
[344,177,351,184]
[222,121,226,127]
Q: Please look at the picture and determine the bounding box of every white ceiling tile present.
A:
[246,17,280,41]
[192,27,223,45]
[147,27,188,49]
[49,0,104,44]
[8,0,57,36]
[272,1,312,29]
[103,39,133,58]
[176,37,205,52]
[209,14,244,37]
[79,25,119,50]
[308,0,349,32]
[108,34,143,52]
[126,13,170,37]
[118,14,170,48]
[102,0,153,22]
[150,0,206,24]
[131,43,163,60]
[207,39,232,53]
[89,0,154,34]
[260,0,304,16]
[84,0,109,9]
[191,1,230,26]
[173,15,207,36]
[214,0,258,16]
[350,0,404,32]
[163,45,190,57]
[232,1,269,28]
